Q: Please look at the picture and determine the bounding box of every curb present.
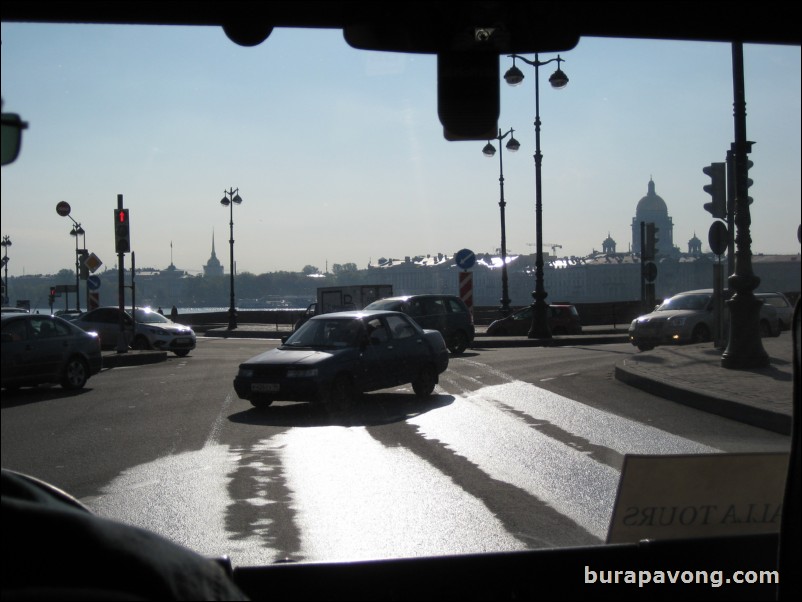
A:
[613,364,792,436]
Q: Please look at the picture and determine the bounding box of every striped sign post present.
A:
[459,271,473,313]
[454,249,476,315]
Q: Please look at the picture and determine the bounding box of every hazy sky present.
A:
[1,23,800,277]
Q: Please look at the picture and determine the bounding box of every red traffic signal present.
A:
[114,208,130,253]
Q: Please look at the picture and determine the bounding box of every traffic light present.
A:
[114,208,130,253]
[644,222,659,260]
[703,162,726,219]
[49,286,56,305]
[78,249,89,279]
[744,159,754,205]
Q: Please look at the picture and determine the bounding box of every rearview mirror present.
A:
[1,113,29,166]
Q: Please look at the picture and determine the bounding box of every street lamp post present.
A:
[69,221,85,311]
[504,54,569,339]
[1,235,11,305]
[482,128,520,316]
[220,187,243,330]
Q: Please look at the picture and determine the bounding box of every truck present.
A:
[294,284,393,330]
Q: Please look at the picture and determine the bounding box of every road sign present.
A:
[88,291,100,311]
[56,201,71,217]
[85,252,103,273]
[87,275,101,290]
[454,248,476,270]
[708,221,728,257]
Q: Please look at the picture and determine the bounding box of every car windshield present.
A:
[283,318,363,348]
[658,294,712,311]
[133,309,170,324]
[0,9,798,596]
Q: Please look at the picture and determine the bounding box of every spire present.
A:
[211,230,217,260]
[647,177,656,196]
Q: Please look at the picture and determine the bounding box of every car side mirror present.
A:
[281,335,289,344]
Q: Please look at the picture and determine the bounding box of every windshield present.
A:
[134,309,170,324]
[658,294,712,311]
[0,12,797,593]
[284,318,364,348]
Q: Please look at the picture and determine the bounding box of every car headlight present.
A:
[238,367,254,378]
[286,368,318,378]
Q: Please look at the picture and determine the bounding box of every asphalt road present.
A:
[1,338,790,566]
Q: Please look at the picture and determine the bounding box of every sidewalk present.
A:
[615,332,794,435]
[104,325,795,436]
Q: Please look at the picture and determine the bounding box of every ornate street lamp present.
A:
[69,222,85,311]
[504,54,568,339]
[482,128,520,316]
[220,187,243,330]
[1,235,11,305]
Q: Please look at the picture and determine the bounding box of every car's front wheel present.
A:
[61,356,89,390]
[249,396,274,409]
[326,374,357,411]
[636,343,655,352]
[132,335,151,350]
[690,324,711,344]
[173,349,190,357]
[412,365,437,397]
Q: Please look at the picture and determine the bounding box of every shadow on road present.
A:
[228,392,455,428]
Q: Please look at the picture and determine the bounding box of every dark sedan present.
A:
[486,304,583,336]
[1,313,102,390]
[234,310,449,409]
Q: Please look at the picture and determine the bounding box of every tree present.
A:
[302,265,320,275]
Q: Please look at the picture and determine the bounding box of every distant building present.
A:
[204,232,224,277]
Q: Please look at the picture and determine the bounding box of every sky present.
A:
[1,23,800,277]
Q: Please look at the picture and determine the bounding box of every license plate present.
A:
[175,338,192,346]
[252,383,280,393]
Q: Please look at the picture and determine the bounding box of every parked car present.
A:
[1,307,29,314]
[234,310,449,409]
[363,294,474,354]
[1,313,102,390]
[628,289,781,351]
[72,306,196,356]
[54,309,83,321]
[756,291,794,331]
[486,303,583,336]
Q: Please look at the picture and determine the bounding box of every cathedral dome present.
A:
[636,179,667,215]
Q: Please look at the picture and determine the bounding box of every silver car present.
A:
[73,306,196,356]
[629,289,781,351]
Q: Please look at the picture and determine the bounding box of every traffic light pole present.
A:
[721,42,768,369]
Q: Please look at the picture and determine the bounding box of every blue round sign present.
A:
[454,248,476,270]
[87,275,102,290]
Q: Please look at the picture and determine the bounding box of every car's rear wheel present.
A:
[412,365,437,398]
[448,331,469,354]
[636,343,655,352]
[61,356,89,390]
[249,396,274,409]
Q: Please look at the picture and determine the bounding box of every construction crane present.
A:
[527,243,563,255]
